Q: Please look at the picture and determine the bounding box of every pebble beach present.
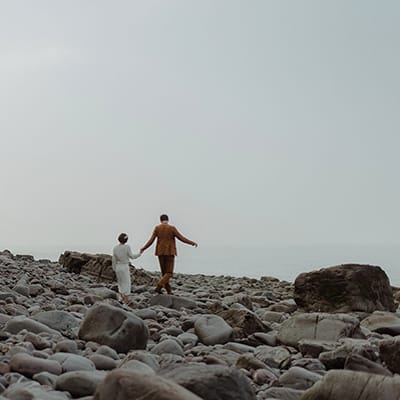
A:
[1,249,400,400]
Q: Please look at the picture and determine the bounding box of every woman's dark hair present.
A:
[160,214,169,222]
[118,233,128,244]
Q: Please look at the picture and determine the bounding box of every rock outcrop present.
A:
[59,250,154,285]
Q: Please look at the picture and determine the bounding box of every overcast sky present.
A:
[1,0,400,252]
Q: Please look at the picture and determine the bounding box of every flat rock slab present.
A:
[301,370,400,400]
[277,313,361,348]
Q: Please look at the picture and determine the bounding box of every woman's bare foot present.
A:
[122,295,129,304]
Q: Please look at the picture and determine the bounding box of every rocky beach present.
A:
[0,249,400,400]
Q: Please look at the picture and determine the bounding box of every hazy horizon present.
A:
[2,1,400,254]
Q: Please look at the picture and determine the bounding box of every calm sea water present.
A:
[6,244,400,286]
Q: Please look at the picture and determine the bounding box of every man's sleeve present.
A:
[173,227,195,245]
[141,228,157,251]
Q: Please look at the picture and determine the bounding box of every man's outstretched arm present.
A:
[174,227,198,247]
[140,229,157,253]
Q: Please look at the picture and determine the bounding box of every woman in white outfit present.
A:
[112,233,141,304]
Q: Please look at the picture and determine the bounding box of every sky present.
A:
[1,0,400,253]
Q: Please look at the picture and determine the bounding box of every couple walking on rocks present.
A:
[112,214,198,304]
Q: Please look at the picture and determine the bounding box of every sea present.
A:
[6,244,400,287]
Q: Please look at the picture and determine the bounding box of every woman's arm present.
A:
[127,245,141,260]
[112,248,117,270]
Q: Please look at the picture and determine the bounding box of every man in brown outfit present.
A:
[140,214,197,294]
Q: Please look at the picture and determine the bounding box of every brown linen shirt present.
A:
[141,223,195,256]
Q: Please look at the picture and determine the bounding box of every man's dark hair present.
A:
[118,233,128,244]
[160,214,169,222]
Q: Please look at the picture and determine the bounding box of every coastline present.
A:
[5,243,400,285]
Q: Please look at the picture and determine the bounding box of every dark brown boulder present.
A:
[294,264,395,313]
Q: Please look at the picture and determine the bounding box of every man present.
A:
[140,214,197,294]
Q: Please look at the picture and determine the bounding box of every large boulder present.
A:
[160,363,256,400]
[94,369,202,400]
[194,314,233,345]
[301,370,400,400]
[294,264,395,312]
[277,313,361,348]
[78,303,148,353]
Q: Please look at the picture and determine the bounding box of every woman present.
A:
[112,233,141,304]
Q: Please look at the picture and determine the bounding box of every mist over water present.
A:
[8,244,400,287]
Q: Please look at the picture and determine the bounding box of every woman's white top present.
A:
[112,244,141,269]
